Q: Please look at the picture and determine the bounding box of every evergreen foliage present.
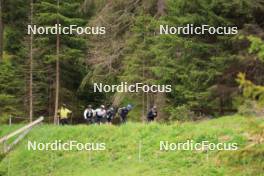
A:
[1,0,264,122]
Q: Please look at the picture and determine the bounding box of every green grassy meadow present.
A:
[0,115,263,176]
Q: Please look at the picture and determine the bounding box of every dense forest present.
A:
[0,0,264,123]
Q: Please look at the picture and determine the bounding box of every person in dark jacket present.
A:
[119,104,132,124]
[147,106,157,122]
[106,107,115,124]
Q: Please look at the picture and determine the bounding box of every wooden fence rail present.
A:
[0,117,44,152]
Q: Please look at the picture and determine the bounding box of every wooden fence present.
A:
[0,116,44,154]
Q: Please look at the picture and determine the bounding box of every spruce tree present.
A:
[33,0,87,120]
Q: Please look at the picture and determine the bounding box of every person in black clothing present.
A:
[84,105,94,124]
[106,107,115,124]
[147,106,158,122]
[119,104,132,124]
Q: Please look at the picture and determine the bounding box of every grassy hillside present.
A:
[0,116,263,176]
[0,125,23,137]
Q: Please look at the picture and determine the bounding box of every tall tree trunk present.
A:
[142,59,145,121]
[141,7,146,122]
[155,92,167,121]
[0,0,3,61]
[156,0,166,17]
[54,0,60,125]
[219,97,224,115]
[29,0,34,122]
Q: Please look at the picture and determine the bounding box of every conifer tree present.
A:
[34,0,87,120]
[0,0,3,61]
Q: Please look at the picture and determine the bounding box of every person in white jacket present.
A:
[84,105,94,124]
[94,105,106,124]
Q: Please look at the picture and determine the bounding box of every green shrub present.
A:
[238,100,264,117]
[168,105,195,121]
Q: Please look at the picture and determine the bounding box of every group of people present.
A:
[83,104,133,125]
[58,103,158,125]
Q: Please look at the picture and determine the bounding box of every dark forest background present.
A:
[0,0,264,123]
